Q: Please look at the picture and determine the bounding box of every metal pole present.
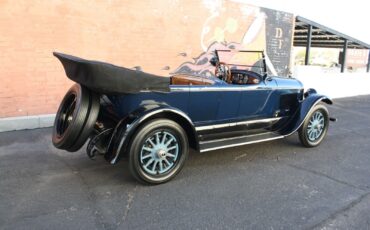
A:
[367,50,370,73]
[305,25,312,66]
[341,39,348,73]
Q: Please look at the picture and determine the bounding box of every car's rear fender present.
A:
[105,104,198,164]
[279,90,333,136]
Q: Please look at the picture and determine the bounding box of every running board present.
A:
[199,132,284,152]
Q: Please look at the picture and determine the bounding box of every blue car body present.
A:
[53,51,333,165]
[103,74,331,163]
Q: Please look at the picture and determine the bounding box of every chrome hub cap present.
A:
[307,111,325,141]
[157,149,167,159]
[140,131,179,175]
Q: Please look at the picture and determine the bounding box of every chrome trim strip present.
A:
[199,132,273,144]
[169,87,190,92]
[170,86,303,92]
[200,136,284,152]
[195,117,282,131]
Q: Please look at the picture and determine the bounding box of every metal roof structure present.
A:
[293,16,370,72]
[294,16,370,49]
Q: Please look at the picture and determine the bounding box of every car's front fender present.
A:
[104,104,197,164]
[279,92,333,136]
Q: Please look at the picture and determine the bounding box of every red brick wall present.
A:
[0,0,293,118]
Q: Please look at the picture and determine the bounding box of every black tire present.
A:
[298,104,329,147]
[52,84,100,151]
[128,119,189,184]
[67,91,100,152]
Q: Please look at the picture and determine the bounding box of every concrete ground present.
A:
[1,95,370,230]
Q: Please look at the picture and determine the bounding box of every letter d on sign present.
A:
[275,28,283,38]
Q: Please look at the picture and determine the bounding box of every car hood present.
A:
[274,76,303,89]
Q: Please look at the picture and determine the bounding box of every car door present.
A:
[216,85,242,122]
[237,78,278,132]
[189,83,242,141]
[187,85,220,124]
[238,79,277,118]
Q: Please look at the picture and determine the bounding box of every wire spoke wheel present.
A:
[139,131,179,175]
[129,119,189,184]
[298,104,329,148]
[307,111,325,141]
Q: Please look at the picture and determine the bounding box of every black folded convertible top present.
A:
[53,52,170,94]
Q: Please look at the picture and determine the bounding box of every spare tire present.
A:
[52,84,100,151]
[67,91,100,152]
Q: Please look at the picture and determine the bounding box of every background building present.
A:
[0,0,294,119]
[1,0,369,132]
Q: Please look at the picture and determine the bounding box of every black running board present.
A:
[199,132,284,152]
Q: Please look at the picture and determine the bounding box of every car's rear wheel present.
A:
[128,119,189,184]
[52,84,100,152]
[298,104,329,147]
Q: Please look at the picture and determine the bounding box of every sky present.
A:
[242,0,370,44]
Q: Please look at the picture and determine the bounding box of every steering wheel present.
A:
[215,62,232,84]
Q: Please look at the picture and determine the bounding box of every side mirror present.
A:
[264,75,273,83]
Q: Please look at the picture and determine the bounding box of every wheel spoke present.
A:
[315,130,319,139]
[145,158,154,168]
[161,133,167,144]
[318,113,323,120]
[317,131,322,137]
[141,154,152,160]
[155,133,160,144]
[142,146,153,152]
[167,146,177,151]
[159,161,164,172]
[166,152,176,158]
[152,161,158,172]
[315,112,320,120]
[309,132,314,140]
[148,138,155,147]
[165,137,175,146]
[163,158,172,167]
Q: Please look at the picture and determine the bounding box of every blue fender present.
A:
[279,92,333,136]
[105,104,197,164]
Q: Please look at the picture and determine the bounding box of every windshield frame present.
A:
[214,50,267,77]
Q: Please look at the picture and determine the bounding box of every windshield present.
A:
[216,50,266,76]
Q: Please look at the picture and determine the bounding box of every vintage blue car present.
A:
[52,50,335,184]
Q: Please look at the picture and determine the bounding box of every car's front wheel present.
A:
[298,104,329,147]
[128,119,189,184]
